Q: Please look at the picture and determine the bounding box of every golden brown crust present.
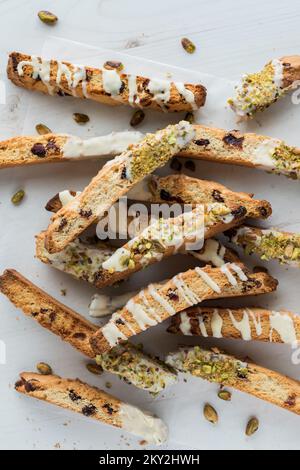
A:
[178,125,274,166]
[167,306,300,343]
[90,265,278,354]
[280,55,300,88]
[15,372,122,427]
[0,134,69,169]
[8,52,206,112]
[149,174,272,219]
[0,269,96,358]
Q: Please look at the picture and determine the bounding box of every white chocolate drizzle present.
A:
[148,284,175,316]
[191,239,226,267]
[62,131,143,159]
[211,309,223,338]
[126,299,157,330]
[227,309,251,341]
[139,291,162,322]
[195,267,221,294]
[252,139,279,170]
[173,274,201,306]
[119,403,168,444]
[179,311,192,335]
[175,82,197,110]
[246,308,262,336]
[127,75,140,106]
[199,317,208,337]
[58,190,80,206]
[230,263,248,281]
[220,264,237,286]
[101,322,127,347]
[148,79,171,110]
[17,56,54,95]
[269,311,297,345]
[102,68,122,96]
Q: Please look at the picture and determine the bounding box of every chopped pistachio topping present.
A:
[96,343,177,393]
[234,227,300,266]
[40,238,115,283]
[272,143,300,179]
[166,346,249,385]
[127,121,194,181]
[228,60,285,118]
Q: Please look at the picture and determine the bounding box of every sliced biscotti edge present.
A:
[90,264,278,354]
[0,269,96,358]
[15,372,168,443]
[167,306,300,344]
[166,346,300,415]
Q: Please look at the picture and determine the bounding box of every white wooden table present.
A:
[1,0,300,450]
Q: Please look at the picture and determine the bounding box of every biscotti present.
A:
[228,56,300,119]
[146,174,271,219]
[166,346,300,415]
[15,372,168,443]
[167,307,300,344]
[98,203,251,287]
[44,121,195,254]
[2,124,300,180]
[0,131,143,169]
[227,225,300,267]
[90,264,277,354]
[45,174,272,220]
[177,125,300,180]
[8,52,206,112]
[0,269,177,393]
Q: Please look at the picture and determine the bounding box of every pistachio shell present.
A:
[130,110,145,127]
[38,10,58,25]
[246,417,259,436]
[11,189,25,205]
[181,37,196,54]
[36,362,52,375]
[218,389,232,401]
[203,403,218,424]
[104,61,124,72]
[36,123,52,135]
[86,363,103,375]
[73,113,90,124]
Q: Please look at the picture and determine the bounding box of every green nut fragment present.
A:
[11,189,25,205]
[181,37,196,54]
[38,10,58,25]
[73,113,90,124]
[36,362,52,375]
[130,110,145,127]
[36,123,52,135]
[246,417,259,436]
[218,389,232,401]
[86,363,103,375]
[203,403,218,424]
[104,61,124,72]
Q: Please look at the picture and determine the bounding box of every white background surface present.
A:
[1,0,300,451]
